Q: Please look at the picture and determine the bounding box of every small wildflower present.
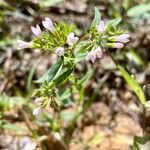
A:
[55,47,65,56]
[86,46,103,63]
[31,24,42,37]
[17,40,31,50]
[116,34,130,43]
[42,17,55,32]
[34,98,42,106]
[96,20,106,33]
[67,33,79,46]
[86,50,96,63]
[94,46,103,58]
[33,107,42,116]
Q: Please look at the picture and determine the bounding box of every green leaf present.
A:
[126,49,145,66]
[35,58,63,84]
[40,0,62,8]
[1,123,25,131]
[118,65,146,104]
[61,111,76,121]
[59,89,72,100]
[59,89,74,106]
[78,70,94,87]
[88,133,104,146]
[53,68,74,85]
[131,135,150,150]
[91,7,101,28]
[108,18,122,27]
[75,52,87,63]
[0,93,25,111]
[26,63,37,92]
[0,37,16,47]
[127,3,150,17]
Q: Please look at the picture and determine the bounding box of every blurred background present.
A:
[0,0,150,149]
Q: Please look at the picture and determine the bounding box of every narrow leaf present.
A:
[40,0,62,8]
[127,3,150,17]
[78,70,94,87]
[88,133,104,146]
[108,18,122,27]
[53,68,74,85]
[91,7,101,28]
[118,65,146,104]
[35,58,63,84]
[27,63,37,92]
[2,123,25,131]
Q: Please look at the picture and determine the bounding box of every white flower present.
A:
[96,20,106,33]
[94,46,103,58]
[116,34,130,43]
[31,24,42,37]
[17,40,31,50]
[86,50,97,63]
[86,46,103,63]
[33,107,42,116]
[67,33,79,46]
[55,47,65,56]
[42,17,55,32]
[34,98,42,106]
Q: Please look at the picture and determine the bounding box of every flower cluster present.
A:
[18,17,79,58]
[86,46,103,63]
[107,33,130,49]
[85,20,130,64]
[55,33,79,56]
[17,13,130,117]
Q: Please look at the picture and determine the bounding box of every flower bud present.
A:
[55,47,64,56]
[34,98,42,106]
[108,34,130,43]
[31,24,42,37]
[116,34,130,43]
[107,42,124,49]
[96,20,106,33]
[42,17,55,32]
[33,107,42,116]
[67,33,79,46]
[17,40,32,50]
[108,36,116,42]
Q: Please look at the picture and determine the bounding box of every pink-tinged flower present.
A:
[113,42,124,49]
[86,46,103,63]
[31,24,42,37]
[116,34,130,43]
[55,47,65,56]
[42,17,55,32]
[96,20,106,33]
[86,50,96,63]
[33,107,42,116]
[67,33,79,46]
[34,98,42,106]
[17,40,32,50]
[94,46,103,58]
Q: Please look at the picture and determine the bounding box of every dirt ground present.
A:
[0,0,150,150]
